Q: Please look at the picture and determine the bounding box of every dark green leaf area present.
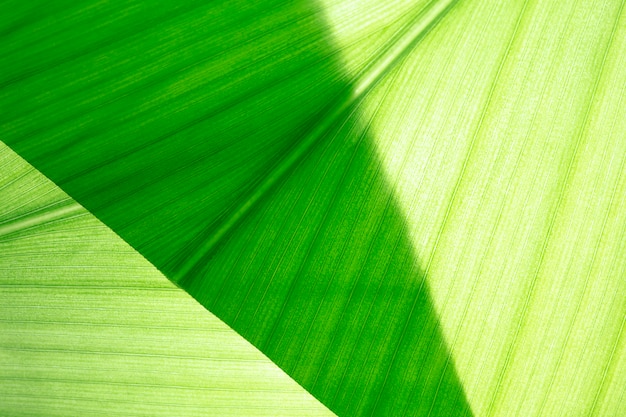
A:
[1,1,473,416]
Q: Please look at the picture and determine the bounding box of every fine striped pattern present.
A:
[0,143,335,417]
[1,0,472,415]
[2,0,626,416]
[354,0,626,414]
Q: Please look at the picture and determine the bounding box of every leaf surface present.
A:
[0,142,335,417]
[2,0,626,415]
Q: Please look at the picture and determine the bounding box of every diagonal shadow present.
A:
[1,0,473,416]
[195,110,476,417]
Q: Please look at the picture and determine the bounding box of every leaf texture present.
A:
[1,0,473,415]
[2,0,626,416]
[0,143,335,417]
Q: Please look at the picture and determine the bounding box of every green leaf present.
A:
[0,142,335,416]
[2,0,626,415]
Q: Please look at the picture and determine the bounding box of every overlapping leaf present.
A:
[0,143,335,416]
[2,0,626,415]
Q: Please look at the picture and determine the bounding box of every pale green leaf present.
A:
[0,143,335,417]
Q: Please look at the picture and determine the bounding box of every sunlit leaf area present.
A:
[2,0,625,416]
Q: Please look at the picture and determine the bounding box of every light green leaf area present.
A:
[337,0,626,415]
[0,142,335,417]
[2,0,626,416]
